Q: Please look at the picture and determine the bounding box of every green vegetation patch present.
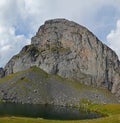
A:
[88,104,120,116]
[14,45,43,59]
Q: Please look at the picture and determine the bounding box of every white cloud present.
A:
[0,0,31,67]
[107,20,120,59]
[0,0,120,67]
[0,25,30,67]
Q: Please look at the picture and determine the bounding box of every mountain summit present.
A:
[0,19,120,104]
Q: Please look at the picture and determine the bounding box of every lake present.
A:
[0,103,102,120]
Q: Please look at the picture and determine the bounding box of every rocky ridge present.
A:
[1,19,120,101]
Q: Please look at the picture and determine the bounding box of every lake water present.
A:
[0,103,102,120]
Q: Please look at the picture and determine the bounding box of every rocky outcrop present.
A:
[3,19,120,100]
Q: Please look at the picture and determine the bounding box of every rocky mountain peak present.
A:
[2,19,120,101]
[31,18,93,50]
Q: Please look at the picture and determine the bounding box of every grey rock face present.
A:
[0,68,5,78]
[4,19,120,100]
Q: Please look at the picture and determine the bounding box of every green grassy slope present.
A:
[0,66,119,104]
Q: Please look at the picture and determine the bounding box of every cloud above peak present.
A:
[107,20,120,59]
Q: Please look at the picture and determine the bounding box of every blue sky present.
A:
[0,0,120,67]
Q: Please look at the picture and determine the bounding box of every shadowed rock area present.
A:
[0,19,120,103]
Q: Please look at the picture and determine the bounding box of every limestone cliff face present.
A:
[3,19,120,100]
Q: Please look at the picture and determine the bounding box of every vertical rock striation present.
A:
[0,68,5,78]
